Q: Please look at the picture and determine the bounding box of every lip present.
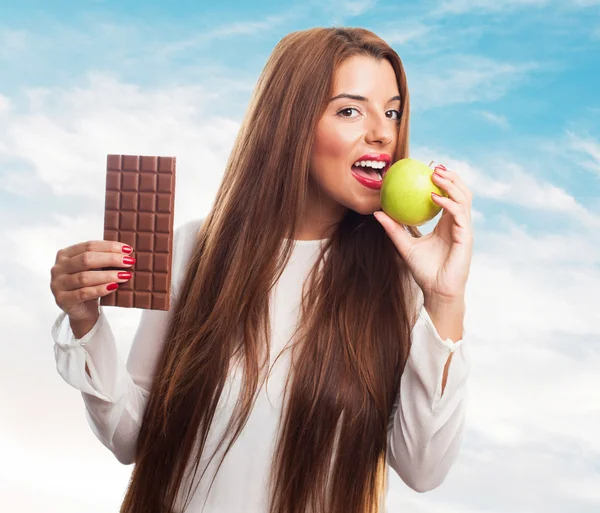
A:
[355,153,391,164]
[350,153,391,191]
[351,168,383,190]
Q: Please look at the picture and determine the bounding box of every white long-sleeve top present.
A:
[51,218,469,512]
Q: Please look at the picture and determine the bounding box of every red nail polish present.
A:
[107,283,119,291]
[123,257,136,265]
[117,272,132,279]
[122,245,133,254]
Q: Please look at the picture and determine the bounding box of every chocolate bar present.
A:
[100,154,176,310]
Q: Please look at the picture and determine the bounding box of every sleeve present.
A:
[51,219,201,464]
[386,301,470,493]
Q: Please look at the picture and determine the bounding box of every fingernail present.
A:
[122,245,133,254]
[117,272,132,279]
[107,283,118,291]
[123,256,136,265]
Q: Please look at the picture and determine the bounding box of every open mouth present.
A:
[351,161,389,181]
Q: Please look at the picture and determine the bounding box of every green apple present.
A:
[380,158,447,227]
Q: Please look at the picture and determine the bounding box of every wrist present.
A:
[423,293,465,311]
[69,313,99,340]
[423,295,465,343]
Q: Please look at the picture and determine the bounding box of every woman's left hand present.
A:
[374,164,473,301]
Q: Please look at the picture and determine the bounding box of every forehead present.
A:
[331,55,399,97]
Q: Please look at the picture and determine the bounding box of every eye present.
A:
[387,110,401,121]
[336,107,361,118]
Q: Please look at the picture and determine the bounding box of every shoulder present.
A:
[174,218,204,248]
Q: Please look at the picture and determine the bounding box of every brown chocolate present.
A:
[100,154,176,310]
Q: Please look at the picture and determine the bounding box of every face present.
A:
[304,55,401,236]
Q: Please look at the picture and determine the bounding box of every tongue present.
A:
[352,165,380,180]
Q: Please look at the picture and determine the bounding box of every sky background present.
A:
[1,0,599,511]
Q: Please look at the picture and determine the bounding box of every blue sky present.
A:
[1,1,599,512]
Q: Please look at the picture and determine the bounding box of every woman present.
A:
[50,27,472,513]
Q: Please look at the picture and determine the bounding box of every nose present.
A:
[365,113,395,147]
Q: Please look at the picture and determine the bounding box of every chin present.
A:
[345,197,381,216]
[352,206,378,216]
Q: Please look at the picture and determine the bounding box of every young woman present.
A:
[50,27,472,513]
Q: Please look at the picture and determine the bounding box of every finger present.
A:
[60,268,133,292]
[62,250,137,275]
[431,193,470,228]
[373,211,416,259]
[57,240,134,261]
[431,171,468,206]
[55,282,120,311]
[434,166,473,203]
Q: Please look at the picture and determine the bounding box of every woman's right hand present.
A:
[50,240,136,324]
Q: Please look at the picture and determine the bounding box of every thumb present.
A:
[373,211,415,259]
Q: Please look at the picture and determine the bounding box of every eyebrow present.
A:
[329,93,402,103]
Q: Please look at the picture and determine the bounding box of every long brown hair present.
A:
[120,27,422,513]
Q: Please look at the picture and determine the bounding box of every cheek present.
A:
[311,123,355,178]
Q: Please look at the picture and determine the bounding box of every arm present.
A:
[423,295,466,395]
[53,304,173,464]
[386,301,469,493]
[51,219,202,464]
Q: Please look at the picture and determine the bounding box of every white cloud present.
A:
[434,0,551,15]
[336,0,378,16]
[0,429,131,511]
[0,74,223,505]
[478,110,510,129]
[379,22,432,46]
[432,0,600,15]
[0,27,28,58]
[413,148,600,228]
[318,0,379,25]
[558,475,600,503]
[0,72,239,217]
[385,144,600,511]
[409,55,539,110]
[158,10,300,58]
[572,0,600,5]
[0,93,10,115]
[566,131,600,176]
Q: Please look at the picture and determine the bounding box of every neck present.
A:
[293,182,347,241]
